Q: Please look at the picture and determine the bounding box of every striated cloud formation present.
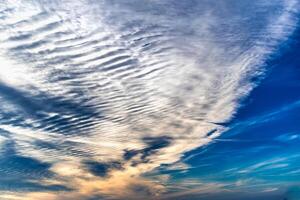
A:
[0,0,298,199]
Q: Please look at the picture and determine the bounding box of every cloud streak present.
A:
[0,0,299,199]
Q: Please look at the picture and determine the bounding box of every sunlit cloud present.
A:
[0,0,299,199]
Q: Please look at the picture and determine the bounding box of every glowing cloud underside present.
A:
[0,0,298,199]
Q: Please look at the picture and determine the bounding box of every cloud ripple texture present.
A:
[0,0,298,199]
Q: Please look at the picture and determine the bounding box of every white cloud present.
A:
[0,0,298,199]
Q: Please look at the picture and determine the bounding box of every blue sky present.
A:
[0,1,299,200]
[170,27,300,199]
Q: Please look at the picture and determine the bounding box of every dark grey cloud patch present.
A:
[123,136,172,164]
[84,160,123,177]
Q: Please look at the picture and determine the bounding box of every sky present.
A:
[0,0,299,200]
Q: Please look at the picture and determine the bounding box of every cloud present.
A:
[0,0,299,199]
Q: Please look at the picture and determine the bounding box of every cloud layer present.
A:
[0,0,298,199]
